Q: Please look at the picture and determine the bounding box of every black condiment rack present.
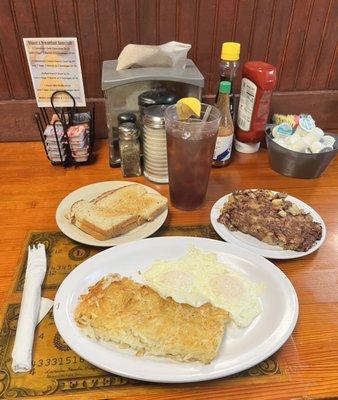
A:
[35,90,95,168]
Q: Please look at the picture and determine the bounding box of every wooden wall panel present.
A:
[0,0,337,141]
[265,0,293,87]
[249,0,275,62]
[96,0,119,61]
[76,0,102,98]
[0,0,31,99]
[158,0,177,43]
[11,0,37,98]
[55,1,78,37]
[210,0,236,95]
[139,0,157,45]
[278,0,313,91]
[117,0,138,48]
[0,53,11,100]
[32,0,58,37]
[295,0,331,90]
[177,0,197,57]
[233,0,256,92]
[328,51,337,89]
[311,0,338,89]
[195,0,218,93]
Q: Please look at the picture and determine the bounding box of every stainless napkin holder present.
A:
[101,59,204,166]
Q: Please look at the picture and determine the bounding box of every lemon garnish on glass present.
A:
[176,97,201,120]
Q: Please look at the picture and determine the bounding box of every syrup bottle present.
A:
[217,42,241,121]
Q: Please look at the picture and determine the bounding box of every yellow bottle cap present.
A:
[221,42,241,61]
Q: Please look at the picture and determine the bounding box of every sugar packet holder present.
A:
[35,90,95,168]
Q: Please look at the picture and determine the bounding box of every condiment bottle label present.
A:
[213,134,234,161]
[237,78,257,131]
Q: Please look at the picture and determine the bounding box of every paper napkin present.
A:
[116,41,191,70]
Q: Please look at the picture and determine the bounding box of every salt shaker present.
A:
[118,123,141,177]
[143,105,168,183]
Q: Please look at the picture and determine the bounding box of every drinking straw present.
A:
[202,105,212,122]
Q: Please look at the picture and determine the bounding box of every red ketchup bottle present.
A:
[235,61,277,153]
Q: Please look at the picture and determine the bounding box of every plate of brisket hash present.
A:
[210,189,326,259]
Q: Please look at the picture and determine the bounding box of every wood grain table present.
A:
[0,140,337,400]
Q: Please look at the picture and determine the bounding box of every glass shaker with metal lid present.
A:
[143,105,168,183]
[118,123,141,177]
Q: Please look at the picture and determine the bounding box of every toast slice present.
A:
[69,200,138,240]
[93,184,147,205]
[74,274,229,364]
[93,184,167,222]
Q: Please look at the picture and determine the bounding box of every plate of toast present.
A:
[54,236,298,383]
[56,181,168,246]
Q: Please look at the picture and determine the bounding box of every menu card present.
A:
[23,38,86,107]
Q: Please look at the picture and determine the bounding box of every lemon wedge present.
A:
[176,97,201,120]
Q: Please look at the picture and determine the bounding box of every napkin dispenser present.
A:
[101,59,204,166]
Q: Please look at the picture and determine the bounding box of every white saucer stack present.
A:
[142,106,168,183]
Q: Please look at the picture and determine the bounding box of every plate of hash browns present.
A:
[54,236,298,383]
[210,189,326,259]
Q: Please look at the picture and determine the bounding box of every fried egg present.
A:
[142,247,264,327]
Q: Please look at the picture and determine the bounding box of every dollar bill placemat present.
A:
[0,304,281,399]
[0,226,284,399]
[13,225,220,293]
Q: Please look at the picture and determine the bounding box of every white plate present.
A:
[210,191,326,259]
[56,181,168,247]
[54,236,298,383]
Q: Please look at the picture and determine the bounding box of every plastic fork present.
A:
[26,244,47,277]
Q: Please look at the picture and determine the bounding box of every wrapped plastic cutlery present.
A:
[11,244,52,373]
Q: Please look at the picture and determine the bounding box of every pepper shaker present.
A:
[118,123,141,177]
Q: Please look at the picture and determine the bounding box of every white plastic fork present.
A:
[26,244,47,279]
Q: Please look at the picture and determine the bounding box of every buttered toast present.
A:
[93,184,167,222]
[68,184,167,240]
[69,200,139,240]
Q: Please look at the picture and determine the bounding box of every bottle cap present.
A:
[221,42,241,61]
[219,81,231,94]
[143,105,166,128]
[234,139,260,153]
[118,112,137,125]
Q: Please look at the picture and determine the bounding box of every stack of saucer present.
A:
[143,106,168,184]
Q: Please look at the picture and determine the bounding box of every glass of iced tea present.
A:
[164,103,221,210]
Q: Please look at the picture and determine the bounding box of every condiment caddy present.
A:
[35,91,95,168]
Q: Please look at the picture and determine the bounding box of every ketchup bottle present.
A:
[235,61,277,153]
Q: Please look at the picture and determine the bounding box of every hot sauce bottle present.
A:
[213,81,234,167]
[235,61,277,153]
